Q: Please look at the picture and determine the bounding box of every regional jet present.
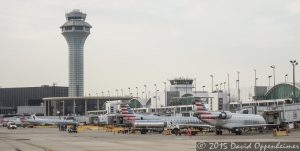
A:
[117,103,212,134]
[194,99,276,135]
[25,114,77,126]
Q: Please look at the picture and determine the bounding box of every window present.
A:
[75,26,83,30]
[65,26,72,30]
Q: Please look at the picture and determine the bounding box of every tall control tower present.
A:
[60,9,92,97]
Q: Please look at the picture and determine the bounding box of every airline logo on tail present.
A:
[194,99,218,120]
[120,104,135,121]
[30,114,38,120]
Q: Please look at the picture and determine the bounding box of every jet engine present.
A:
[219,111,232,119]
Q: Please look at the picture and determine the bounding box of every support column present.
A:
[47,101,50,116]
[97,100,99,111]
[85,99,87,115]
[44,100,47,116]
[62,100,65,116]
[73,100,76,115]
[53,101,57,116]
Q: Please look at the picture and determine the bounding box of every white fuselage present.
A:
[131,114,202,123]
[201,112,266,130]
[26,117,75,125]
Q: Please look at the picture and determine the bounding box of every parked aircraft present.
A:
[194,98,276,135]
[25,114,77,126]
[118,104,212,133]
[0,115,29,127]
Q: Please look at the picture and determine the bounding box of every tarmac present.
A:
[0,127,300,151]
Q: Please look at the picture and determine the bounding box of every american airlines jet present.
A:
[194,99,274,135]
[0,115,29,127]
[25,114,77,126]
[118,104,211,134]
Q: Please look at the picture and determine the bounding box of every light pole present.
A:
[163,82,167,107]
[285,74,288,83]
[115,89,118,97]
[53,82,57,97]
[101,91,104,97]
[107,90,110,96]
[136,87,138,98]
[227,73,230,108]
[144,84,147,101]
[120,89,123,96]
[194,78,197,95]
[290,60,298,103]
[215,84,219,92]
[270,65,276,100]
[268,75,272,87]
[254,69,257,87]
[154,84,157,113]
[202,86,206,91]
[254,69,258,100]
[237,71,241,110]
[142,91,144,100]
[128,87,131,96]
[210,75,214,92]
[270,65,276,86]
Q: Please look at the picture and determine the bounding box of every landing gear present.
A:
[140,129,148,134]
[171,128,180,136]
[215,129,223,135]
[233,128,242,135]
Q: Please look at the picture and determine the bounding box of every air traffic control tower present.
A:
[60,9,92,97]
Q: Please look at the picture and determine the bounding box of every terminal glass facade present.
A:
[265,83,300,100]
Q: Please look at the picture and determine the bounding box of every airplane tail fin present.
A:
[31,114,38,120]
[194,98,212,119]
[120,103,135,121]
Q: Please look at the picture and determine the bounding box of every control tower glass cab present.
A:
[60,9,92,97]
[169,78,194,96]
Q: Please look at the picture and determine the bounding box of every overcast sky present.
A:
[0,0,300,95]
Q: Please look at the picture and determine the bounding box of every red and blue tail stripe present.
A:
[194,99,218,119]
[120,104,136,121]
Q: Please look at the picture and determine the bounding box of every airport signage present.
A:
[196,142,300,151]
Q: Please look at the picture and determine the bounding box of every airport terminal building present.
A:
[0,85,68,114]
[42,96,133,116]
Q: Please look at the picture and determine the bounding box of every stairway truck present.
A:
[132,120,166,134]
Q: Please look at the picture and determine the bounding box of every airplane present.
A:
[25,114,77,126]
[194,98,276,135]
[0,115,29,127]
[113,103,212,134]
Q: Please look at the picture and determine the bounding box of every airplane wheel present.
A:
[141,129,147,134]
[173,128,179,135]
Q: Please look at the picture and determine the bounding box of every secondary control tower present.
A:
[60,9,92,97]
